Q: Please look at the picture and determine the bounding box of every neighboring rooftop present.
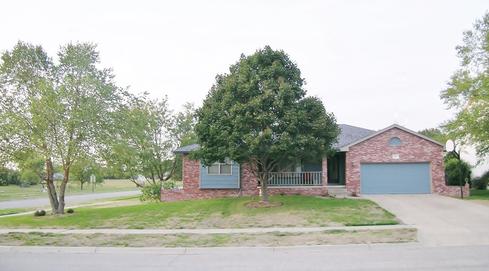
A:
[174,124,376,154]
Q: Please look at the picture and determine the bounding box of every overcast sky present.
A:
[1,0,487,131]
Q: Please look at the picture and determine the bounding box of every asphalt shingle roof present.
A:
[174,124,376,154]
[173,143,200,154]
[333,124,376,149]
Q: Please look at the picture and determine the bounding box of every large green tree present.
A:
[195,46,339,202]
[0,41,122,214]
[441,12,489,159]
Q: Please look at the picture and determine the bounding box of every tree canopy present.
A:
[106,94,197,186]
[195,46,339,202]
[0,41,123,213]
[441,12,489,159]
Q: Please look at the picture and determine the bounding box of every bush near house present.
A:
[140,183,162,202]
[444,158,471,186]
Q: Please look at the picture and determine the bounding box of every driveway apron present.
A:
[366,194,489,246]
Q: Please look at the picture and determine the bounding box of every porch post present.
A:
[322,157,328,186]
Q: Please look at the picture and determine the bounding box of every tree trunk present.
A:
[57,167,70,214]
[260,172,269,203]
[45,158,59,214]
[80,181,83,190]
[163,158,178,181]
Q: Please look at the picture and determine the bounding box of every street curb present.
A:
[0,224,415,235]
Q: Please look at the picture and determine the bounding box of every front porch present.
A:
[266,152,346,188]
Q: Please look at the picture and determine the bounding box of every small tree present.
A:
[196,46,339,202]
[70,158,103,190]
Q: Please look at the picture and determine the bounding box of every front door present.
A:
[328,152,345,185]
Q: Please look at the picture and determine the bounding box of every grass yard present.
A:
[0,195,398,229]
[0,208,29,216]
[0,228,416,247]
[468,190,489,200]
[0,179,139,202]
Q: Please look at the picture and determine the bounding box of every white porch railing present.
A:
[267,171,322,186]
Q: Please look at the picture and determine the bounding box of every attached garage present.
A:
[360,163,431,194]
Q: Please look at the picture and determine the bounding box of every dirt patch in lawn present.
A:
[245,201,283,208]
[0,228,416,247]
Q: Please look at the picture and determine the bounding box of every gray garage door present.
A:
[361,163,431,194]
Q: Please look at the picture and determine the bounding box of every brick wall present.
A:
[161,155,328,201]
[267,186,328,196]
[345,127,469,197]
[161,155,259,201]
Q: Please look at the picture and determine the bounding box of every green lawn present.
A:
[0,208,29,216]
[0,179,139,202]
[0,195,398,229]
[468,189,489,200]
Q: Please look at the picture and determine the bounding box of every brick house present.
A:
[161,124,469,201]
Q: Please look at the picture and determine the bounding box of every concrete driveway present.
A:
[366,194,489,246]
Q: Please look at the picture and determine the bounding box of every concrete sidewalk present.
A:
[0,224,413,235]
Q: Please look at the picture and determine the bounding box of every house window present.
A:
[389,137,402,147]
[207,159,233,175]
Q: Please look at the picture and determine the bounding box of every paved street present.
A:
[0,191,140,209]
[366,194,489,246]
[1,243,488,271]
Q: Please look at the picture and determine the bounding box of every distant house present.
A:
[162,124,468,201]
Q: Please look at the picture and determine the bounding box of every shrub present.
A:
[472,178,488,190]
[140,183,162,202]
[66,208,75,214]
[472,170,489,190]
[20,170,41,186]
[34,210,46,216]
[162,180,177,190]
[0,167,20,186]
[445,158,471,186]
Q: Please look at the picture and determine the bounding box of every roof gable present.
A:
[339,124,444,151]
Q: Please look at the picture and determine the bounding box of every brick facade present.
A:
[162,126,467,201]
[345,127,469,197]
[161,155,328,201]
[161,156,260,201]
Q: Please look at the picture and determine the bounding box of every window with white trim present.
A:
[207,159,232,175]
